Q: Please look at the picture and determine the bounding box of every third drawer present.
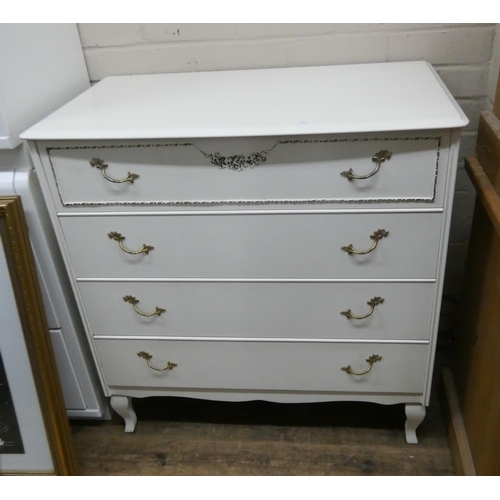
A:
[78,281,436,340]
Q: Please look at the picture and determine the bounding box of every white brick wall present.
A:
[76,23,500,331]
[78,24,495,80]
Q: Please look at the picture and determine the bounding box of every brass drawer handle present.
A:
[137,351,177,371]
[123,295,166,317]
[341,296,384,320]
[341,355,382,376]
[341,229,389,255]
[90,158,139,184]
[341,150,392,181]
[108,231,154,255]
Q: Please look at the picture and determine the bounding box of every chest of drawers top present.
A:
[21,61,467,142]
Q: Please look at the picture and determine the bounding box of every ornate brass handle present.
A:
[108,231,154,255]
[123,295,166,317]
[341,355,382,376]
[341,150,392,181]
[137,351,177,371]
[341,296,385,320]
[341,229,389,255]
[90,158,139,184]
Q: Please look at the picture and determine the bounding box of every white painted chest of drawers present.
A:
[22,62,468,443]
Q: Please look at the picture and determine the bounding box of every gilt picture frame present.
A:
[0,196,77,475]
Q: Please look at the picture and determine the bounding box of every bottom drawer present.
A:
[94,338,429,394]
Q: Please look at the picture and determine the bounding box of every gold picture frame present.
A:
[0,196,78,475]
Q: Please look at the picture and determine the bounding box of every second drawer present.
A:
[61,212,443,279]
[78,281,436,340]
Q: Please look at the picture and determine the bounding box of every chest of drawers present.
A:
[22,62,468,443]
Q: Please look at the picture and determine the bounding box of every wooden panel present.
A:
[465,157,500,237]
[476,111,500,192]
[440,368,476,475]
[446,66,500,476]
[452,196,500,475]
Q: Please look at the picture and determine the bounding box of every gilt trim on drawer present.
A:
[45,136,441,207]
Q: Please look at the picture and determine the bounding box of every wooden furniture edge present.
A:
[493,67,500,118]
[476,111,500,190]
[465,156,500,237]
[440,368,476,476]
[441,65,499,477]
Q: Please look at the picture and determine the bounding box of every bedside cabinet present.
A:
[22,62,468,443]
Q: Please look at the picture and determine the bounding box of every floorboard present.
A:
[70,393,454,475]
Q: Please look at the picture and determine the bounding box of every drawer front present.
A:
[94,338,429,394]
[40,132,447,207]
[78,281,435,341]
[60,212,442,279]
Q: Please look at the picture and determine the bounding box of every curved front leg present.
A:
[110,395,137,433]
[405,404,426,444]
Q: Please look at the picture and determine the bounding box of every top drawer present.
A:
[38,131,449,209]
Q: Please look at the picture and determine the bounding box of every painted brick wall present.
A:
[76,23,499,332]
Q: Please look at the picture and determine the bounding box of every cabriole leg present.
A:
[110,395,137,433]
[405,403,426,444]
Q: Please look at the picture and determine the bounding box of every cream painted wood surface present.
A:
[77,281,436,341]
[20,62,467,140]
[24,62,467,443]
[94,338,430,394]
[60,212,442,280]
[37,132,448,207]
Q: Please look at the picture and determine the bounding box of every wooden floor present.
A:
[70,380,454,475]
